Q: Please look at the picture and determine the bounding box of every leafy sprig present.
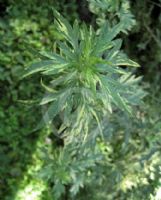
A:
[88,0,136,32]
[23,10,143,139]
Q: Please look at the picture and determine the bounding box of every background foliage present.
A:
[0,0,161,199]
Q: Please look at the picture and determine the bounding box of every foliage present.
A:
[88,0,136,32]
[23,7,146,200]
[0,0,161,200]
[0,0,78,199]
[23,10,144,142]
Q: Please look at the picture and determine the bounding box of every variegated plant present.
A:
[23,10,144,142]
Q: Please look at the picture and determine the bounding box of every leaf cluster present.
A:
[23,10,144,141]
[88,0,136,32]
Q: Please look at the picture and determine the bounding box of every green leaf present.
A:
[53,181,65,198]
[23,60,55,77]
